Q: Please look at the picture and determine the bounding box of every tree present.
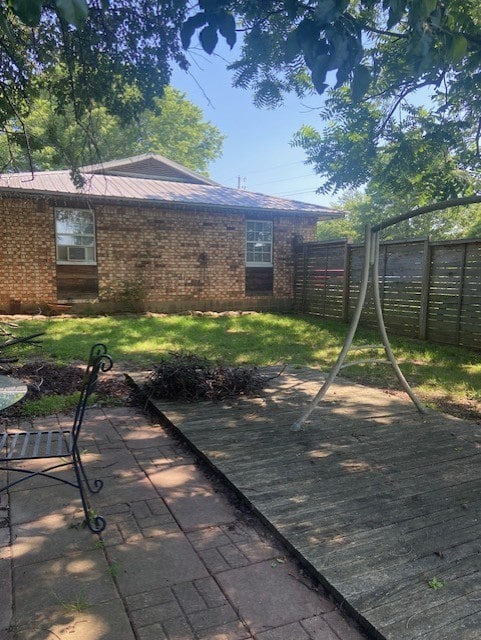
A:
[0,0,189,129]
[294,79,481,239]
[181,1,481,218]
[293,87,478,196]
[292,84,481,234]
[4,2,481,126]
[317,190,481,242]
[0,87,224,175]
[135,87,224,173]
[3,1,481,191]
[183,1,481,114]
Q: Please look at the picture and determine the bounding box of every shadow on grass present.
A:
[13,314,350,367]
[10,313,481,418]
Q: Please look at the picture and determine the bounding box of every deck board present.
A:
[150,366,481,639]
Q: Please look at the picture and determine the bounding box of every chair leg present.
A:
[72,451,106,534]
[75,449,104,494]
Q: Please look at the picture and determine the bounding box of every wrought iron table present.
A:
[0,376,27,411]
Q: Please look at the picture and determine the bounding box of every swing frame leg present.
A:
[291,225,425,432]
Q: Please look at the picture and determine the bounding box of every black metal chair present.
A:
[0,343,113,533]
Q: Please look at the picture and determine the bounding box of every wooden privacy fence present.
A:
[293,237,481,349]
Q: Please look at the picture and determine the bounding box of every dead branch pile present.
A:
[143,353,277,402]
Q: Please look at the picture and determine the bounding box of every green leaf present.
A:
[297,19,324,70]
[296,18,320,48]
[199,0,223,11]
[284,0,298,19]
[335,61,352,88]
[10,0,42,26]
[315,0,338,22]
[217,11,236,48]
[420,0,438,19]
[326,34,350,71]
[285,31,302,63]
[311,56,330,94]
[428,577,444,590]
[55,0,89,27]
[199,24,218,55]
[386,0,407,30]
[180,13,207,50]
[0,11,18,46]
[351,64,371,101]
[448,35,468,63]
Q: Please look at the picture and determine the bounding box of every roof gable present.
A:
[80,153,218,186]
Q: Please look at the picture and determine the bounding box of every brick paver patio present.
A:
[1,406,368,640]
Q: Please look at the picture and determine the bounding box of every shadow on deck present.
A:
[150,366,481,640]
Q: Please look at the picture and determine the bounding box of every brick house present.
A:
[0,154,341,313]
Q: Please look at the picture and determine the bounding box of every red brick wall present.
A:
[96,205,246,302]
[96,205,316,304]
[0,197,56,311]
[273,216,315,296]
[1,196,317,312]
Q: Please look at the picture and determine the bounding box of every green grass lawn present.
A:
[5,312,481,419]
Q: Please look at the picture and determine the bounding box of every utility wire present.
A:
[249,173,315,188]
[221,160,307,184]
[273,187,321,197]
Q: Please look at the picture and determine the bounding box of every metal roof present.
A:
[79,153,219,185]
[0,167,341,219]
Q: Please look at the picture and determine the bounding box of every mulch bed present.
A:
[0,361,133,424]
[11,361,132,400]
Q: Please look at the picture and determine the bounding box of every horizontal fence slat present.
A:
[294,237,481,349]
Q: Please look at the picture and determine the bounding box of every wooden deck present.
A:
[151,367,481,640]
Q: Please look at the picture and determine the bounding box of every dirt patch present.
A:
[1,354,279,421]
[1,361,134,422]
[419,392,481,424]
[2,360,480,426]
[12,362,132,401]
[12,362,86,398]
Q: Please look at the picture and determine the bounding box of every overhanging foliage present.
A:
[3,1,481,203]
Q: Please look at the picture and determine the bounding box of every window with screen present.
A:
[245,220,273,267]
[55,208,96,264]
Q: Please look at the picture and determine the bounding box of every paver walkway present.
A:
[1,406,368,640]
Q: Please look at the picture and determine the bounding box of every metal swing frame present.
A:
[292,224,426,431]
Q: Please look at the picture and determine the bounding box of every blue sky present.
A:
[171,45,333,208]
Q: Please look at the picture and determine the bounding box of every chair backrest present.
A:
[71,343,113,444]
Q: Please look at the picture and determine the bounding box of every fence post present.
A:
[342,240,351,323]
[455,242,468,345]
[380,243,388,310]
[300,242,309,313]
[418,237,431,340]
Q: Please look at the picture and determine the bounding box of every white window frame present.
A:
[245,219,273,267]
[55,208,96,265]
